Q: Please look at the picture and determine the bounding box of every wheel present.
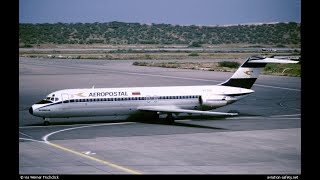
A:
[151,113,160,120]
[44,120,50,126]
[165,114,175,124]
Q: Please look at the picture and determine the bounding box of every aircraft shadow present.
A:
[135,118,228,130]
[27,118,227,130]
[26,119,134,126]
[26,111,258,128]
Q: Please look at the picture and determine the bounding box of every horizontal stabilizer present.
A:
[249,57,299,64]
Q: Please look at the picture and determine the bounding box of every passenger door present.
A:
[61,93,70,111]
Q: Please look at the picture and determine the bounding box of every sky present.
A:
[19,0,301,26]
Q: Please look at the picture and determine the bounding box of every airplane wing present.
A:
[137,106,238,116]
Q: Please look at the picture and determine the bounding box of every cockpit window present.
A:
[35,99,53,104]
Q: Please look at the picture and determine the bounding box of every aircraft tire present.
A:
[165,114,175,124]
[44,121,50,126]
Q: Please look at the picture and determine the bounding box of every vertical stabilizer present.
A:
[219,56,298,89]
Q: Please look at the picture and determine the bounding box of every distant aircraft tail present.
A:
[219,56,299,89]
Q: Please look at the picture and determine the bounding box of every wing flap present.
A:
[138,106,238,116]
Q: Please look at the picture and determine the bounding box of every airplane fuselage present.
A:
[29,85,253,118]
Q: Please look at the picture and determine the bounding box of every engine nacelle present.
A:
[198,95,236,110]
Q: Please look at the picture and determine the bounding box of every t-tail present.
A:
[219,56,299,89]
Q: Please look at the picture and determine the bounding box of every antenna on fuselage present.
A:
[92,85,95,89]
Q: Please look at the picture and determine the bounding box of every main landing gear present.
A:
[165,113,175,124]
[151,112,160,120]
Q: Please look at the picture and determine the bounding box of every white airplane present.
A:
[29,56,298,125]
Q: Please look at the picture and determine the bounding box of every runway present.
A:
[19,57,301,174]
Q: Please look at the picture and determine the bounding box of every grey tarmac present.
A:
[19,57,301,174]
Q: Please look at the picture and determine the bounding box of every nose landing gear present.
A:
[43,118,51,126]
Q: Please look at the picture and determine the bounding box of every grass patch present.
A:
[132,61,238,72]
[133,61,300,77]
[188,53,199,56]
[263,63,300,77]
[218,61,240,68]
[132,62,148,66]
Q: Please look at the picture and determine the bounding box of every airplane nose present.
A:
[29,107,33,115]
